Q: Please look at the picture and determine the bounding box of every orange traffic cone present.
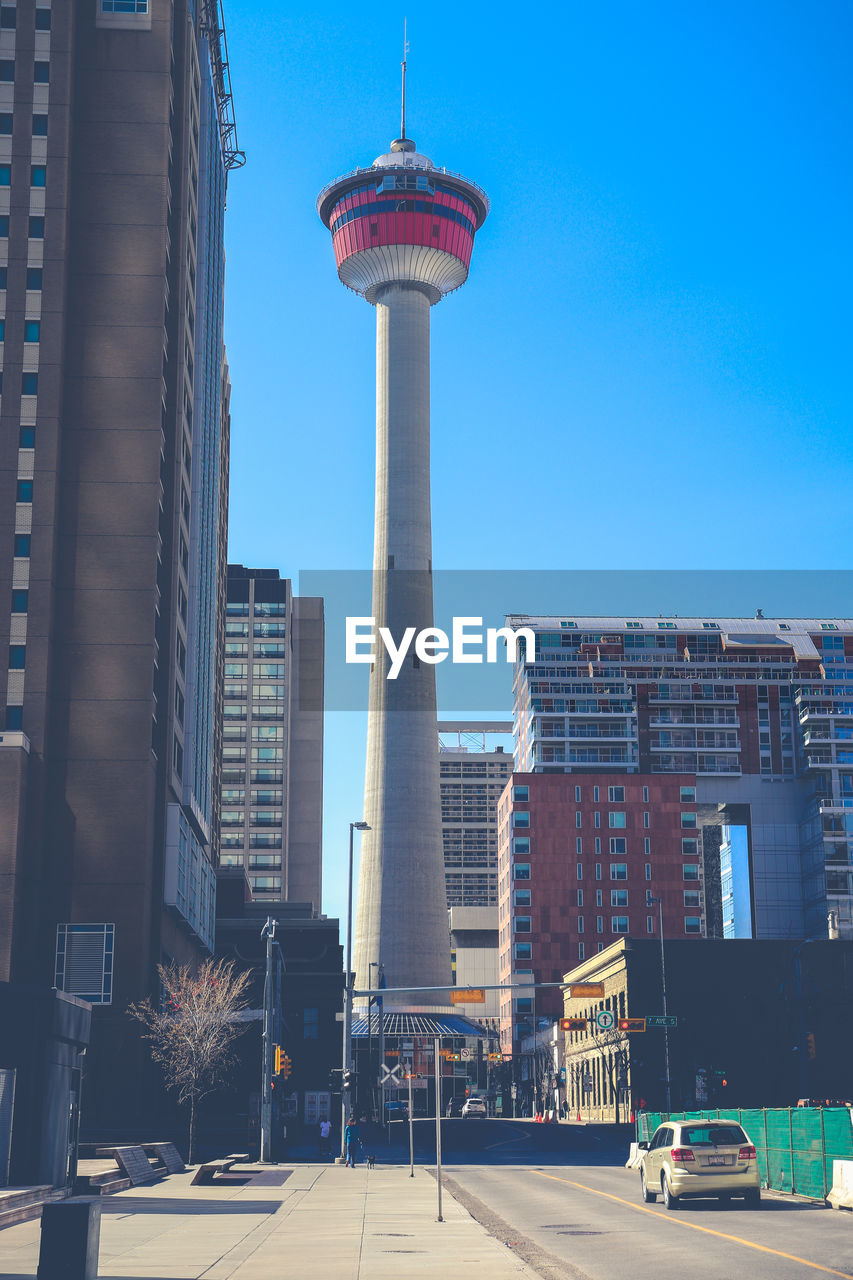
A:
[576,1110,581,1122]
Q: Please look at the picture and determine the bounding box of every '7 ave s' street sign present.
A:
[646,1015,677,1027]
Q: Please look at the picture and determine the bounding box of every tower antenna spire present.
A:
[400,19,408,140]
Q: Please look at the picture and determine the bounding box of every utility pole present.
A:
[340,821,369,1160]
[260,916,278,1163]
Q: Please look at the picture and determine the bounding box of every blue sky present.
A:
[219,1,852,923]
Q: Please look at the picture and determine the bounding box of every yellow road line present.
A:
[532,1171,851,1279]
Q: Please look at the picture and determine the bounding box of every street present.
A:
[444,1155,853,1280]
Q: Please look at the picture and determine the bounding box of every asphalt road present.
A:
[442,1159,853,1280]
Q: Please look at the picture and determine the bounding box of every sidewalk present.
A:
[0,1162,538,1279]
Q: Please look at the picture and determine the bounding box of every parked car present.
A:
[461,1096,487,1118]
[638,1119,761,1209]
[446,1096,465,1117]
[384,1100,408,1122]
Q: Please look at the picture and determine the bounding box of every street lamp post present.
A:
[649,895,672,1112]
[340,820,370,1162]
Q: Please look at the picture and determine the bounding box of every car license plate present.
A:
[708,1155,726,1166]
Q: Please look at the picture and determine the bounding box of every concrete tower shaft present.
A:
[318,136,488,1006]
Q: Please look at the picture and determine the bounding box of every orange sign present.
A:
[568,983,605,998]
[450,988,486,1004]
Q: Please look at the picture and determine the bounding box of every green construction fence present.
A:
[636,1107,853,1200]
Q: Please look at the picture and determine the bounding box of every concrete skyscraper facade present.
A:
[220,566,324,911]
[318,114,488,1002]
[0,0,241,1129]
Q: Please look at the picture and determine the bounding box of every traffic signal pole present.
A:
[260,917,277,1163]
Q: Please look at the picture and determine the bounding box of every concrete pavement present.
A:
[0,1162,540,1280]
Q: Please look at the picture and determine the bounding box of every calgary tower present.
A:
[318,56,489,1007]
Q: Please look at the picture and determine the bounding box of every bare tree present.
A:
[589,1023,629,1124]
[128,958,252,1162]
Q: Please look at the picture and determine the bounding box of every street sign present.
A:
[560,1017,588,1031]
[510,1084,517,1098]
[646,1015,677,1027]
[582,1074,592,1092]
[450,988,486,1004]
[595,1010,615,1031]
[618,1018,646,1033]
[569,983,605,998]
[379,1063,404,1084]
[461,1047,472,1060]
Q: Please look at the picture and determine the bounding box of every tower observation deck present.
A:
[318,133,489,1009]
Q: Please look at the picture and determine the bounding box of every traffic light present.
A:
[807,1033,816,1060]
[618,1018,646,1033]
[560,1018,587,1031]
[282,1054,292,1078]
[342,1069,352,1092]
[274,1045,283,1073]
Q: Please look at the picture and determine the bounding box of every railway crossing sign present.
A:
[379,1063,404,1085]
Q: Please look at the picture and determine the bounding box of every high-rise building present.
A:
[439,721,513,908]
[508,615,853,941]
[0,0,241,1128]
[497,772,704,1054]
[317,101,489,1000]
[220,567,324,910]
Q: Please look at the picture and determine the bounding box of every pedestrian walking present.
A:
[344,1117,360,1167]
[319,1117,331,1159]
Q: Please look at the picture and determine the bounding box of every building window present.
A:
[26,267,43,290]
[32,114,47,136]
[612,916,629,934]
[25,320,40,343]
[608,786,625,802]
[575,811,582,828]
[13,534,30,557]
[514,943,532,960]
[595,837,601,854]
[30,165,46,187]
[682,837,698,855]
[680,786,695,802]
[0,164,9,185]
[575,785,581,802]
[516,997,532,1013]
[577,916,584,932]
[514,889,531,907]
[684,890,701,907]
[684,916,702,934]
[512,836,530,854]
[609,838,626,855]
[608,811,626,828]
[611,890,628,907]
[0,215,7,237]
[647,915,655,934]
[594,812,600,828]
[19,427,34,448]
[645,864,652,880]
[643,786,649,802]
[0,62,12,83]
[681,812,697,828]
[643,812,650,828]
[576,837,582,854]
[576,862,583,879]
[55,924,114,1005]
[683,864,700,881]
[593,786,600,802]
[595,863,602,880]
[0,268,6,288]
[513,863,530,880]
[610,863,627,880]
[596,916,603,933]
[513,785,529,802]
[303,1007,319,1040]
[173,737,183,778]
[513,811,529,828]
[578,942,585,960]
[16,480,33,503]
[21,373,38,396]
[101,0,150,10]
[0,113,9,134]
[576,889,583,906]
[8,646,25,670]
[514,916,531,933]
[11,590,28,613]
[596,890,602,906]
[35,9,51,30]
[250,876,282,892]
[33,63,49,85]
[5,705,22,730]
[644,837,651,855]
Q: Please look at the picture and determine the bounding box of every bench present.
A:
[190,1153,250,1186]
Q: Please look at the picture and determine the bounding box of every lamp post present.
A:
[648,895,672,1112]
[340,820,370,1161]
